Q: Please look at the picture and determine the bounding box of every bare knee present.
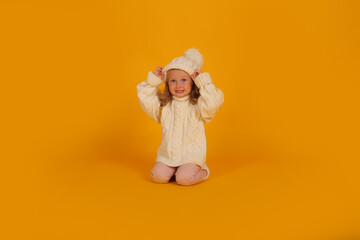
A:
[176,164,207,186]
[175,172,197,186]
[151,167,173,184]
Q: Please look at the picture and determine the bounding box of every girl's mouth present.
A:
[175,90,184,93]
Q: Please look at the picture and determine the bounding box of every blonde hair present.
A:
[157,75,200,107]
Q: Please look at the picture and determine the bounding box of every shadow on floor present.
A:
[71,119,273,180]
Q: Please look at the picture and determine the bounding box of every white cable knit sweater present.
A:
[136,71,224,178]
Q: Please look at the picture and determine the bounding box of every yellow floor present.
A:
[3,138,358,239]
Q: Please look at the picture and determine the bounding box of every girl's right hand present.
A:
[154,66,164,80]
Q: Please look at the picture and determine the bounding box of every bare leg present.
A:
[175,163,208,186]
[151,162,177,184]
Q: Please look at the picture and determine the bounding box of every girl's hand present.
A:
[191,69,202,79]
[154,66,164,80]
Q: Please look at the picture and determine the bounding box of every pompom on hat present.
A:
[162,47,204,82]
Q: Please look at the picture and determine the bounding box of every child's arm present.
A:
[193,72,224,124]
[136,70,163,124]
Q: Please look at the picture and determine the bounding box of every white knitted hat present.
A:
[162,47,204,81]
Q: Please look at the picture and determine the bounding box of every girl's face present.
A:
[167,69,193,98]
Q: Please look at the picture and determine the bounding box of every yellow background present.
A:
[1,0,359,239]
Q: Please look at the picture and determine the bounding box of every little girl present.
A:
[136,47,224,186]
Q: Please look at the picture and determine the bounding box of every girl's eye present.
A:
[171,80,175,82]
[182,79,186,82]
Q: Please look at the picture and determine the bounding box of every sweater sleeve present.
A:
[136,71,164,124]
[194,72,224,124]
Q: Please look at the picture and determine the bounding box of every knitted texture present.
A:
[136,71,224,179]
[162,47,204,81]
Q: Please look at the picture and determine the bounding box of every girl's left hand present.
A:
[191,69,202,79]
